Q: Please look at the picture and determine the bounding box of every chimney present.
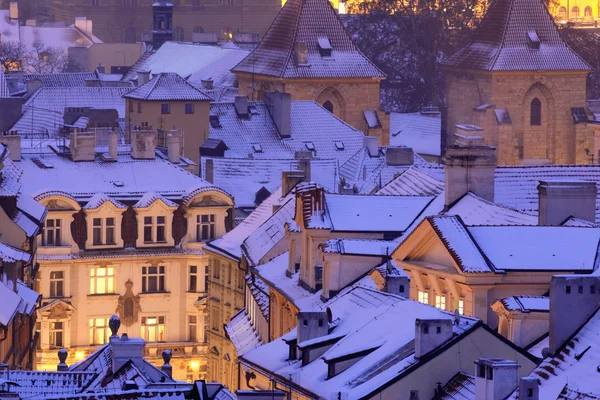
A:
[518,377,539,400]
[414,319,452,359]
[444,126,496,208]
[130,128,157,159]
[295,41,308,65]
[167,130,181,163]
[161,350,173,378]
[384,261,410,297]
[235,95,249,117]
[264,91,291,139]
[70,131,96,161]
[364,136,379,157]
[295,183,326,226]
[74,17,93,37]
[108,315,146,372]
[205,158,214,183]
[9,2,18,20]
[0,132,21,161]
[549,275,600,354]
[282,171,305,195]
[235,390,287,400]
[537,180,596,226]
[201,79,214,90]
[297,311,328,344]
[137,71,151,86]
[386,146,414,166]
[474,358,520,400]
[57,348,68,371]
[26,79,42,97]
[108,130,118,160]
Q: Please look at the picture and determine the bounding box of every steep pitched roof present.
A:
[442,0,590,71]
[232,0,385,79]
[123,72,212,101]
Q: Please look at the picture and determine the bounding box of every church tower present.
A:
[442,0,593,165]
[152,0,174,49]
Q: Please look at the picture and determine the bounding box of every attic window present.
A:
[248,105,259,115]
[210,115,222,128]
[252,143,263,153]
[317,36,333,57]
[305,142,315,151]
[111,181,124,187]
[334,141,345,150]
[527,30,540,49]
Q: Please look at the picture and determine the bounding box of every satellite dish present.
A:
[454,309,461,326]
[541,348,551,358]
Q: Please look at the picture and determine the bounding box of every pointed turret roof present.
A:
[442,0,590,71]
[232,0,385,79]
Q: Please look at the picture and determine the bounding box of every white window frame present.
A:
[418,291,429,305]
[188,315,197,341]
[89,317,110,345]
[189,265,198,292]
[90,266,115,294]
[196,214,215,242]
[93,217,116,245]
[49,271,65,298]
[142,265,166,293]
[43,219,62,246]
[49,321,64,348]
[435,295,446,310]
[141,316,166,342]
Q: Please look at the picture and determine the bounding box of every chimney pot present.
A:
[9,2,18,20]
[474,358,520,400]
[167,130,181,163]
[235,96,249,117]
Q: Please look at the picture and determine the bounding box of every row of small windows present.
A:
[558,5,594,19]
[417,291,465,314]
[130,101,195,115]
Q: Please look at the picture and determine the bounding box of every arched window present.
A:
[125,27,137,43]
[559,6,567,19]
[173,27,184,41]
[572,6,580,18]
[585,6,593,17]
[193,26,204,34]
[530,97,542,126]
[323,100,334,113]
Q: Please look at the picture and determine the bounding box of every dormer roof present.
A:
[442,0,591,71]
[83,193,127,210]
[231,0,385,79]
[133,191,178,209]
[124,72,212,101]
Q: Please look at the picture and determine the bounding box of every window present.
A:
[142,266,165,293]
[558,6,567,19]
[418,291,429,304]
[227,264,232,284]
[161,103,170,114]
[530,98,541,126]
[478,364,486,378]
[185,103,194,114]
[144,216,153,242]
[90,267,115,294]
[144,216,167,243]
[141,316,165,342]
[43,219,62,246]
[435,295,446,310]
[212,261,220,280]
[566,285,571,294]
[409,390,419,400]
[157,216,166,242]
[591,285,596,294]
[188,315,197,341]
[50,271,64,298]
[49,322,63,348]
[93,218,116,245]
[323,100,334,113]
[578,285,584,294]
[189,265,198,292]
[137,102,142,113]
[196,215,215,241]
[129,100,134,112]
[585,6,593,17]
[89,318,110,345]
[458,299,464,315]
[237,269,244,290]
[210,308,219,331]
[91,0,100,6]
[572,6,580,18]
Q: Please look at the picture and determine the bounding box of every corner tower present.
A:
[152,0,174,49]
[442,0,593,165]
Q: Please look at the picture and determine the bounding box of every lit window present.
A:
[89,317,110,345]
[188,315,197,341]
[43,219,62,246]
[196,214,215,241]
[49,322,63,348]
[142,266,165,293]
[90,266,115,294]
[185,103,194,114]
[50,271,64,298]
[418,291,429,304]
[141,316,165,342]
[161,103,170,114]
[189,265,198,292]
[93,217,116,245]
[458,299,464,315]
[435,295,446,310]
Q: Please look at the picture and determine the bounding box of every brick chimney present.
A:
[130,127,157,159]
[295,183,325,227]
[0,131,21,161]
[108,315,146,372]
[70,130,96,161]
[414,319,452,359]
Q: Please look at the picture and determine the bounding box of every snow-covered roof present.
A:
[225,309,262,357]
[390,112,441,157]
[38,247,206,261]
[496,296,549,313]
[22,72,97,87]
[232,0,385,79]
[446,193,538,226]
[83,192,128,210]
[437,373,475,400]
[18,153,222,204]
[320,239,397,256]
[240,285,479,400]
[0,280,22,327]
[377,166,445,196]
[133,191,178,209]
[0,240,32,263]
[16,280,40,315]
[201,157,338,208]
[0,370,98,398]
[208,100,365,167]
[123,72,212,101]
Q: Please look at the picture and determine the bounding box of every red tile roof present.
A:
[232,0,385,79]
[442,0,590,71]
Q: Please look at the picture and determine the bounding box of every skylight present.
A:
[335,141,345,150]
[305,142,315,151]
[317,36,333,57]
[210,115,221,128]
[249,105,259,115]
[527,31,540,49]
[253,143,263,153]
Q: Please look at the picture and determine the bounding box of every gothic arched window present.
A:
[530,98,542,126]
[323,100,334,113]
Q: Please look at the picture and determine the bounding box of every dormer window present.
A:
[527,31,540,49]
[43,219,62,246]
[144,216,167,243]
[196,214,216,241]
[317,36,332,57]
[93,218,116,245]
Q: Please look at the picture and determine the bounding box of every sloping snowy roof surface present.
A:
[0,370,98,397]
[498,296,549,312]
[0,240,32,263]
[124,72,212,101]
[446,193,538,226]
[442,0,590,71]
[390,112,441,157]
[208,101,364,166]
[232,0,385,79]
[225,309,262,357]
[83,193,128,210]
[22,72,96,87]
[0,281,22,326]
[437,373,476,400]
[377,167,445,196]
[241,286,478,400]
[321,239,397,256]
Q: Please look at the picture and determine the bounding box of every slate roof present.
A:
[442,0,590,71]
[232,0,385,79]
[0,370,98,398]
[123,72,212,101]
[320,239,396,256]
[225,309,262,357]
[390,112,441,157]
[437,373,476,400]
[22,72,96,87]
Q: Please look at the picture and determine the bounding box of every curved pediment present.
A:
[35,192,81,211]
[183,186,233,207]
